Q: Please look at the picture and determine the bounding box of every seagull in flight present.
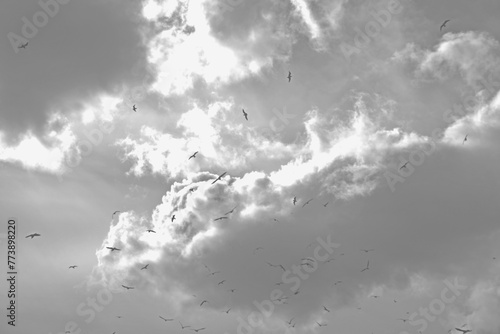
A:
[179,321,191,330]
[361,249,374,253]
[26,233,41,239]
[214,216,228,221]
[191,328,206,333]
[323,306,330,312]
[132,104,137,112]
[146,229,156,233]
[455,329,472,334]
[293,196,297,205]
[200,300,209,306]
[440,19,451,31]
[302,198,313,208]
[253,247,264,254]
[287,71,292,82]
[112,210,120,217]
[323,201,329,207]
[106,247,121,252]
[333,280,342,285]
[141,264,149,270]
[316,322,327,327]
[69,265,78,269]
[224,308,231,314]
[463,134,468,145]
[211,171,227,184]
[266,262,286,271]
[171,215,176,222]
[121,285,134,290]
[397,318,409,323]
[208,271,221,276]
[242,109,248,121]
[361,260,370,272]
[224,205,238,215]
[400,161,410,170]
[217,280,226,285]
[227,288,236,292]
[159,316,174,321]
[18,42,28,49]
[189,151,198,160]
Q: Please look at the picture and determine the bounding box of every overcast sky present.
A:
[1,0,500,334]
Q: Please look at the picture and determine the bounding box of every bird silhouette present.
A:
[323,306,330,312]
[191,328,205,333]
[106,247,121,252]
[214,216,228,221]
[189,151,198,160]
[227,289,236,293]
[171,215,176,222]
[146,229,156,233]
[302,198,313,208]
[455,329,472,334]
[112,210,121,218]
[69,265,78,269]
[242,109,248,121]
[211,172,227,184]
[293,196,297,205]
[316,321,327,327]
[288,71,292,82]
[361,260,370,272]
[200,300,208,306]
[440,19,450,31]
[323,201,329,207]
[141,264,149,270]
[224,205,238,215]
[224,308,231,314]
[217,280,226,285]
[132,104,137,112]
[26,233,41,239]
[179,321,190,330]
[18,42,28,49]
[121,285,134,290]
[361,249,374,253]
[159,316,173,321]
[253,247,264,254]
[463,134,468,145]
[400,161,410,170]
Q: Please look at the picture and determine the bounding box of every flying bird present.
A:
[266,262,285,271]
[323,202,329,207]
[397,318,409,323]
[189,151,198,160]
[132,104,137,112]
[18,42,28,49]
[171,215,176,222]
[159,316,173,321]
[293,196,297,205]
[191,328,206,333]
[179,321,190,330]
[440,19,450,31]
[200,300,208,306]
[302,198,313,208]
[121,285,134,290]
[228,289,236,293]
[211,171,227,184]
[455,329,472,334]
[286,317,294,325]
[208,271,221,276]
[361,260,370,272]
[253,247,264,254]
[287,71,292,82]
[214,216,228,221]
[106,247,121,252]
[463,134,468,145]
[400,161,410,170]
[112,210,120,217]
[323,306,330,312]
[333,280,342,285]
[141,264,149,270]
[242,109,248,121]
[316,322,327,327]
[361,249,374,253]
[224,205,238,215]
[224,308,231,314]
[146,229,156,233]
[69,265,78,269]
[26,233,41,239]
[217,280,226,285]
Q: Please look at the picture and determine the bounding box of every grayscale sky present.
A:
[1,0,500,334]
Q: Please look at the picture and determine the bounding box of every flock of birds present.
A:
[21,17,486,334]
